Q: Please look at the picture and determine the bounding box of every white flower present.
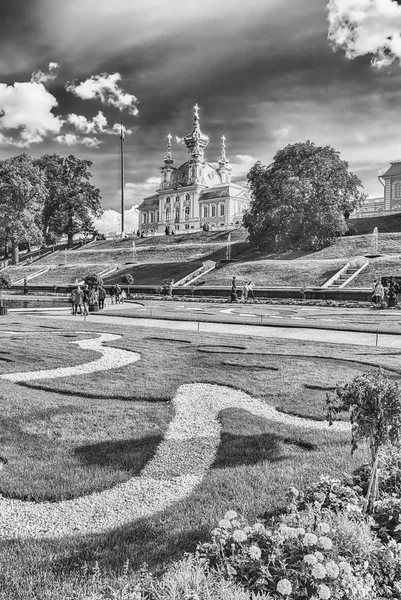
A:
[304,554,318,565]
[249,545,262,560]
[232,529,247,543]
[218,519,232,530]
[325,560,339,578]
[243,525,252,534]
[224,510,238,520]
[296,527,306,536]
[318,536,332,551]
[317,522,330,534]
[252,523,265,534]
[317,583,331,599]
[276,578,292,596]
[312,563,327,579]
[231,519,241,528]
[303,532,318,546]
[314,551,324,562]
[338,561,352,575]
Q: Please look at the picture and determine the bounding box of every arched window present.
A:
[149,212,154,223]
[175,207,180,220]
[175,195,180,203]
[185,206,190,219]
[185,193,190,202]
[203,205,208,218]
[395,183,401,198]
[142,213,147,224]
[166,208,171,221]
[165,196,170,204]
[219,203,225,216]
[211,205,216,217]
[156,211,160,222]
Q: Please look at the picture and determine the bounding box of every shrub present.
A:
[0,272,11,290]
[84,273,103,289]
[122,274,134,284]
[294,475,364,516]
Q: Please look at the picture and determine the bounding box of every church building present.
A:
[138,105,250,234]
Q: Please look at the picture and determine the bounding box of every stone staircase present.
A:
[322,261,369,289]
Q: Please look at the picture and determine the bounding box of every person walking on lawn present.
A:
[82,284,90,316]
[115,283,122,304]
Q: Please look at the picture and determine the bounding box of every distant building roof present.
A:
[137,195,158,210]
[380,161,401,178]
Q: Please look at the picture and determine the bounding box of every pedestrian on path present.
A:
[98,285,106,310]
[23,278,28,295]
[110,285,116,304]
[73,285,83,316]
[242,282,248,303]
[230,276,237,303]
[247,281,255,303]
[82,285,90,316]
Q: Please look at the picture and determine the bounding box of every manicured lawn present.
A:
[0,314,397,599]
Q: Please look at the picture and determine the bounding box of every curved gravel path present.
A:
[0,378,349,539]
[0,332,140,382]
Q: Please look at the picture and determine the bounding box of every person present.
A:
[372,279,384,308]
[247,281,255,303]
[23,278,28,295]
[162,280,169,297]
[115,283,122,304]
[110,285,116,304]
[121,289,126,303]
[98,285,106,310]
[69,288,76,315]
[242,282,248,303]
[73,285,83,316]
[168,279,174,297]
[230,276,237,303]
[82,284,90,316]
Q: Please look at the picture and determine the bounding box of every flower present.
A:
[231,519,241,528]
[314,551,324,562]
[252,523,265,534]
[338,561,352,575]
[276,578,292,596]
[325,561,339,579]
[317,584,331,599]
[232,529,247,543]
[288,486,299,498]
[304,554,318,565]
[318,536,332,551]
[218,519,232,529]
[249,545,262,560]
[312,563,327,579]
[303,533,318,546]
[317,522,330,534]
[224,510,238,520]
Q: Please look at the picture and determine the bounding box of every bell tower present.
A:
[216,135,233,184]
[183,104,210,185]
[159,133,175,189]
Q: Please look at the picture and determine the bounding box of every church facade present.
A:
[138,105,250,234]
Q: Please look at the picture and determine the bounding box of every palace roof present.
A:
[380,161,401,178]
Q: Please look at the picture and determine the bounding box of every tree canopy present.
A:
[243,141,366,251]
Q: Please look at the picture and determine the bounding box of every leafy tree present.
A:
[36,154,102,248]
[0,154,47,264]
[327,369,401,512]
[243,141,365,250]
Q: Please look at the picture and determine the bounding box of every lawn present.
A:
[1,314,399,599]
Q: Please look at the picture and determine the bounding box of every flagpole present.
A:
[120,121,125,237]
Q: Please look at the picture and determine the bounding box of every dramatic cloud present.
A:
[31,61,59,83]
[231,155,257,180]
[0,81,63,146]
[66,72,139,115]
[66,112,133,137]
[55,133,101,148]
[94,206,139,234]
[327,0,401,68]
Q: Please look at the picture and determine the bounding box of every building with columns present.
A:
[138,105,250,233]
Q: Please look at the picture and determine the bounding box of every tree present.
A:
[327,369,401,512]
[243,141,365,251]
[0,154,47,264]
[36,154,102,248]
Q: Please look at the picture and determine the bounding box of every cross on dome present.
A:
[167,133,172,145]
[194,103,200,118]
[221,135,226,146]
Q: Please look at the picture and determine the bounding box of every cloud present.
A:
[66,112,133,138]
[0,81,63,146]
[31,61,59,83]
[55,133,101,148]
[66,72,139,115]
[231,154,256,179]
[94,206,139,234]
[272,126,292,141]
[327,0,401,68]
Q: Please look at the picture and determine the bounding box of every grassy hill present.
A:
[350,213,401,235]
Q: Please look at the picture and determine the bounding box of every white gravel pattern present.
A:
[0,332,140,382]
[0,376,349,539]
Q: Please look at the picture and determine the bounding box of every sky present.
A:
[1,0,401,231]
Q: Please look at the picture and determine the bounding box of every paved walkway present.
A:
[51,313,401,348]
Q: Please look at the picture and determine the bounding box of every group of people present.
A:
[371,277,400,309]
[162,279,175,298]
[69,283,108,315]
[109,284,126,304]
[230,276,255,303]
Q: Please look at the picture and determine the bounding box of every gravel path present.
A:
[0,370,349,539]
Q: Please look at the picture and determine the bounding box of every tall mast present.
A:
[120,121,125,236]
